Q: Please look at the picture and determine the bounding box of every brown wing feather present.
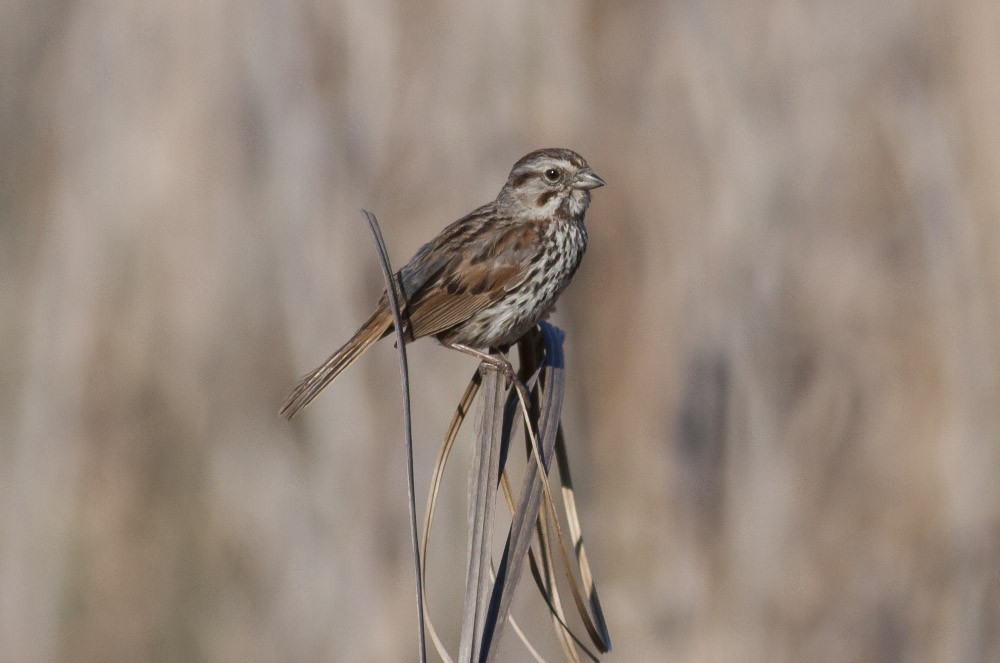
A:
[402,221,541,340]
[407,264,526,338]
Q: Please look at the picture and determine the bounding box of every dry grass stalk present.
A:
[362,210,427,663]
[420,323,611,662]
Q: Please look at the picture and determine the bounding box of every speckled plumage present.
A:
[280,148,604,419]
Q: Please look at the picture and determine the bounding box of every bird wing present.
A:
[405,265,526,338]
[400,216,541,340]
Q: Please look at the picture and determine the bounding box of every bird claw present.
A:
[485,357,533,407]
[446,343,532,405]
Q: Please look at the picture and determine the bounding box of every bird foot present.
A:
[446,343,532,405]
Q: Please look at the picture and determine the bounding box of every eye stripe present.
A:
[536,191,557,206]
[510,172,533,188]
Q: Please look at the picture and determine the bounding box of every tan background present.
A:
[2,1,999,661]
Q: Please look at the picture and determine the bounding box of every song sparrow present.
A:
[280,148,605,419]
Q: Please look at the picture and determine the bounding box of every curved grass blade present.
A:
[499,472,595,662]
[554,425,612,651]
[479,326,565,662]
[422,322,610,661]
[361,210,426,663]
[421,370,482,663]
[458,367,507,662]
[494,323,612,656]
[421,370,553,663]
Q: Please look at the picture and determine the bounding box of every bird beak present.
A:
[571,168,607,190]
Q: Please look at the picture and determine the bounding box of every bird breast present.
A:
[446,218,587,349]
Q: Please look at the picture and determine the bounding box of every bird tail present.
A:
[279,306,393,419]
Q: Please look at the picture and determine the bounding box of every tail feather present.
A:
[280,307,393,419]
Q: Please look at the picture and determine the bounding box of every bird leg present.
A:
[447,343,532,407]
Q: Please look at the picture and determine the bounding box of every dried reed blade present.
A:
[499,472,596,662]
[488,560,549,663]
[458,367,507,662]
[533,428,612,653]
[554,426,611,650]
[479,325,566,662]
[422,370,546,663]
[502,324,611,655]
[361,210,426,663]
[537,507,584,663]
[424,322,610,661]
[421,370,482,663]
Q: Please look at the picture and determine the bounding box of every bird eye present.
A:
[543,168,560,183]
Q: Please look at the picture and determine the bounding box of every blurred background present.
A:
[2,0,998,661]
